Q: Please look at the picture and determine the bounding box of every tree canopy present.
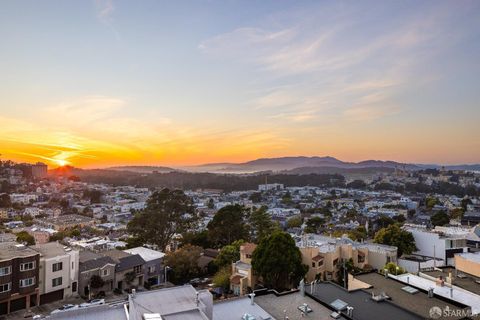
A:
[127,188,196,251]
[431,211,450,227]
[214,240,245,268]
[16,231,35,245]
[251,231,308,291]
[249,206,275,243]
[164,244,203,284]
[374,224,417,257]
[207,204,249,247]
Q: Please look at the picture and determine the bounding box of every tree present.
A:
[286,216,302,229]
[348,226,367,241]
[212,266,231,291]
[375,215,395,230]
[164,244,203,284]
[0,193,11,208]
[214,240,245,268]
[89,275,105,289]
[249,206,274,243]
[252,231,308,291]
[304,217,324,234]
[426,197,438,210]
[347,180,367,189]
[16,231,34,245]
[207,205,249,247]
[450,208,464,220]
[374,224,417,257]
[124,271,136,286]
[127,189,196,251]
[181,230,212,249]
[384,262,406,275]
[249,192,262,203]
[431,211,450,227]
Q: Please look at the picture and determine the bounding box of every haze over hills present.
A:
[107,166,177,173]
[181,156,480,174]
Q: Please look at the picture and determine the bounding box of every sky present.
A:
[0,0,479,168]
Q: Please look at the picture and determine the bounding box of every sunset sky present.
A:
[1,0,479,168]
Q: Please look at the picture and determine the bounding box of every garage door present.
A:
[40,289,64,305]
[10,297,26,312]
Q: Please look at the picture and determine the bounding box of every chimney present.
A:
[132,289,136,297]
[249,293,255,305]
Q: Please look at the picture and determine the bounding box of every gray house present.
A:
[124,247,165,287]
[78,251,116,298]
[103,250,145,291]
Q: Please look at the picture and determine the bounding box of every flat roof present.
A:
[0,242,39,261]
[47,304,127,320]
[355,273,466,319]
[255,291,340,320]
[307,282,421,320]
[32,241,74,258]
[422,267,480,296]
[393,273,480,315]
[214,297,273,320]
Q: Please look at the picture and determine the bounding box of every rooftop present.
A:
[0,242,39,261]
[255,291,338,320]
[32,241,75,258]
[213,296,273,320]
[355,273,466,319]
[307,282,421,320]
[124,246,165,262]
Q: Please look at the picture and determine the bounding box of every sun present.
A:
[54,159,69,167]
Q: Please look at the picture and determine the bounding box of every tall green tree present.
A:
[207,205,249,247]
[164,244,203,284]
[252,231,308,291]
[249,206,275,243]
[127,189,196,251]
[374,224,417,257]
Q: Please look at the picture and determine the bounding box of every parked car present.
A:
[51,304,78,314]
[79,299,105,308]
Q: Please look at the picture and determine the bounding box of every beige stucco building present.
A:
[230,243,257,296]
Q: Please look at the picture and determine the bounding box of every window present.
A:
[311,262,316,268]
[52,277,62,287]
[148,266,156,273]
[52,262,63,272]
[0,266,12,276]
[102,269,109,277]
[20,261,35,272]
[0,283,11,293]
[20,277,35,287]
[72,281,77,292]
[333,258,338,266]
[133,265,142,274]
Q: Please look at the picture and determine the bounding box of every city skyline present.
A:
[1,0,479,168]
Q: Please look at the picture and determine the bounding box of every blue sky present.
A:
[0,0,479,167]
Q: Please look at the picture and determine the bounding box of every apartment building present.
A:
[0,242,40,315]
[404,224,469,265]
[32,242,79,304]
[102,250,145,291]
[230,243,257,296]
[298,234,397,282]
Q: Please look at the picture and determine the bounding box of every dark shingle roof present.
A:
[116,254,145,272]
[79,255,117,272]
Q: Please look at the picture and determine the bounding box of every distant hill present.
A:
[184,156,421,173]
[107,166,177,173]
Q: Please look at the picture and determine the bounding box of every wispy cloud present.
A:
[94,0,120,39]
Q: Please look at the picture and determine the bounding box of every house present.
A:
[47,285,213,320]
[31,242,79,304]
[78,251,116,298]
[123,247,165,287]
[0,242,40,315]
[103,250,145,292]
[230,243,257,296]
